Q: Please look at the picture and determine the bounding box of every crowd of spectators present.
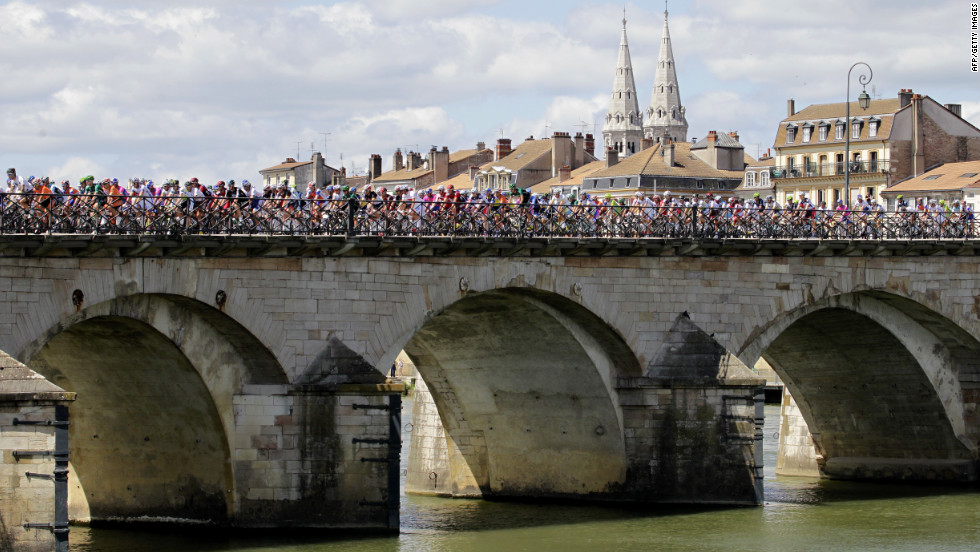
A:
[2,167,975,239]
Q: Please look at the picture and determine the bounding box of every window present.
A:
[922,175,943,180]
[746,172,756,187]
[802,127,812,142]
[818,125,828,141]
[668,85,673,94]
[851,121,862,139]
[961,173,979,178]
[760,170,770,187]
[869,121,879,137]
[835,123,845,140]
[786,124,797,142]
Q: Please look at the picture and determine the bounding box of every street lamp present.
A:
[844,62,873,206]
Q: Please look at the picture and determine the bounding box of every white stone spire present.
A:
[644,8,688,143]
[602,16,643,158]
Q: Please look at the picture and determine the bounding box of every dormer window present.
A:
[786,123,797,143]
[802,123,813,143]
[818,121,830,141]
[869,117,880,137]
[851,120,863,139]
[834,120,845,140]
[746,171,756,187]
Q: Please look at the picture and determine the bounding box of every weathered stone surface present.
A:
[0,353,74,552]
[0,245,977,530]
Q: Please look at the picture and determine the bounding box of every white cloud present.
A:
[0,0,974,185]
[46,156,109,184]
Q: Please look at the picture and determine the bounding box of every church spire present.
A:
[602,14,643,158]
[643,8,688,143]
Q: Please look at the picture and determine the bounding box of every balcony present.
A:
[771,160,890,180]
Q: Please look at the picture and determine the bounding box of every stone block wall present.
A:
[231,383,399,530]
[776,387,820,477]
[0,403,59,552]
[405,375,453,496]
[619,382,763,505]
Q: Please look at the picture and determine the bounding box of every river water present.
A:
[70,403,980,551]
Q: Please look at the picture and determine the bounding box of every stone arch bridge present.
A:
[1,234,977,531]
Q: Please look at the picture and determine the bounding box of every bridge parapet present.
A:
[4,234,980,259]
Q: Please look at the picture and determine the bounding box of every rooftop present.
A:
[884,160,980,193]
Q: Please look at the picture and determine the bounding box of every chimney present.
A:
[286,157,296,163]
[406,151,424,171]
[899,88,913,108]
[429,146,450,183]
[787,99,796,118]
[705,131,720,169]
[477,141,486,151]
[495,138,512,161]
[663,143,675,167]
[945,103,963,118]
[369,154,382,181]
[605,147,619,168]
[468,165,480,180]
[584,133,595,157]
[912,94,926,176]
[558,165,572,183]
[393,149,404,171]
[574,132,585,168]
[641,137,655,151]
[551,132,572,177]
[728,131,740,143]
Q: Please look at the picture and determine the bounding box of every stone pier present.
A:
[0,353,75,552]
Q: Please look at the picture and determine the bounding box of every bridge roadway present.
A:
[0,233,978,532]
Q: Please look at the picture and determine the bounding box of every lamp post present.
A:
[844,62,873,206]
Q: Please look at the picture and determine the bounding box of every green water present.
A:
[69,405,980,552]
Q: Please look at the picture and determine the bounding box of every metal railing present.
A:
[0,193,974,240]
[771,160,889,179]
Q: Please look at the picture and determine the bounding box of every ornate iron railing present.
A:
[0,193,975,240]
[771,159,890,179]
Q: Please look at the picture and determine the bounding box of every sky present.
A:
[1,0,978,184]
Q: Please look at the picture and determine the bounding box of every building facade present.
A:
[259,152,338,191]
[441,133,597,192]
[576,131,747,199]
[770,89,980,206]
[879,160,980,210]
[369,144,494,190]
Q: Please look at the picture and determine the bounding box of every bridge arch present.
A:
[740,290,979,481]
[20,293,287,524]
[390,287,642,498]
